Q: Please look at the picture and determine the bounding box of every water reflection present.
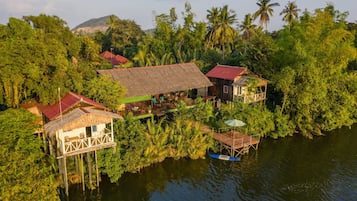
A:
[69,125,357,201]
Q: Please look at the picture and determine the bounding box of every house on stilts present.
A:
[40,92,122,195]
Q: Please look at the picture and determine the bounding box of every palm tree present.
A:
[280,1,301,29]
[240,14,257,41]
[206,7,220,49]
[206,5,237,60]
[253,0,280,31]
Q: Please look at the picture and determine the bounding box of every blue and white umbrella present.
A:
[224,119,246,127]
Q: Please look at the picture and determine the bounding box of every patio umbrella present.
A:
[224,119,246,127]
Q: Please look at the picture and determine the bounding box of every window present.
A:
[92,125,97,132]
[223,85,229,94]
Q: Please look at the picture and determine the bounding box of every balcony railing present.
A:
[59,128,116,157]
[234,92,266,103]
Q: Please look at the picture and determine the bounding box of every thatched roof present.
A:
[44,107,122,137]
[97,62,213,98]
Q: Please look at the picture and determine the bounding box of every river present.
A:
[68,124,357,201]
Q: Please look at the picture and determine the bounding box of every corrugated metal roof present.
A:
[97,62,213,98]
[41,92,107,120]
[100,51,129,65]
[206,65,247,81]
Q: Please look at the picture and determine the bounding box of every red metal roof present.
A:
[41,92,107,120]
[100,51,129,65]
[206,65,247,81]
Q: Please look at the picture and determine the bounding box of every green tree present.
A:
[206,5,237,60]
[240,14,257,41]
[280,1,301,29]
[253,0,280,31]
[273,7,357,138]
[0,109,59,201]
[98,115,147,182]
[104,17,144,58]
[83,75,126,110]
[144,119,170,164]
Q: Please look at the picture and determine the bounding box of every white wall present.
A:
[58,123,107,140]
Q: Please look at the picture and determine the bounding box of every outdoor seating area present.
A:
[121,91,197,117]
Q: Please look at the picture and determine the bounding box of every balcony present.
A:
[234,92,266,103]
[58,128,116,157]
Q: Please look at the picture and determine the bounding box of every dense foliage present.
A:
[98,100,214,183]
[0,2,356,198]
[0,109,59,201]
[0,15,124,108]
[273,7,357,138]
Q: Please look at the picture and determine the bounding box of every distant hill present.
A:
[72,15,118,35]
[73,15,154,35]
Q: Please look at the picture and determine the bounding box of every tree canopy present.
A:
[0,109,59,201]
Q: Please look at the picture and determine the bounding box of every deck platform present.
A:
[200,124,260,157]
[213,131,260,157]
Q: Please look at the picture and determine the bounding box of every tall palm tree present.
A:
[206,5,237,60]
[253,0,280,31]
[206,7,220,49]
[240,14,257,41]
[280,1,301,29]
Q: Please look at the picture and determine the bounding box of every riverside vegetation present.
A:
[0,2,356,200]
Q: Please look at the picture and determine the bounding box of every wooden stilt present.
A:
[49,140,53,156]
[95,150,99,187]
[87,152,92,188]
[58,158,63,187]
[75,155,80,183]
[42,132,48,153]
[63,156,69,196]
[81,154,85,192]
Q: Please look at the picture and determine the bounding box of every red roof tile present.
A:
[206,65,247,81]
[41,92,107,120]
[100,51,129,65]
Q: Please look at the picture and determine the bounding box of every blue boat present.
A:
[208,153,240,162]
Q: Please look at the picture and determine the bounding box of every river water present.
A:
[68,124,357,201]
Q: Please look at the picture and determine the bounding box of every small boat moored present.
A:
[208,153,240,162]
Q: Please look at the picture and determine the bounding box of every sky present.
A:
[0,0,356,31]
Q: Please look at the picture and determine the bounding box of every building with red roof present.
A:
[41,91,108,121]
[100,51,129,66]
[206,65,267,103]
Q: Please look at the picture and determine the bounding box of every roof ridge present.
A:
[216,64,247,69]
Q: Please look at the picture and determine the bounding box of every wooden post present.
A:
[58,158,63,187]
[95,150,99,187]
[49,140,53,156]
[87,152,92,188]
[75,155,80,183]
[81,154,85,192]
[63,156,69,196]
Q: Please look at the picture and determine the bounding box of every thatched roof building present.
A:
[44,107,121,138]
[97,62,213,98]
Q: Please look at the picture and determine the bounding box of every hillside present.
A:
[72,15,118,34]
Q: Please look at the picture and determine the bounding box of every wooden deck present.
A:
[213,131,260,157]
[202,125,260,157]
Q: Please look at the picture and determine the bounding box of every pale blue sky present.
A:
[0,0,356,31]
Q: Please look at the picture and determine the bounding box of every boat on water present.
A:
[208,153,240,162]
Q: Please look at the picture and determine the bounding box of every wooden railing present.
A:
[60,128,115,156]
[234,92,266,103]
